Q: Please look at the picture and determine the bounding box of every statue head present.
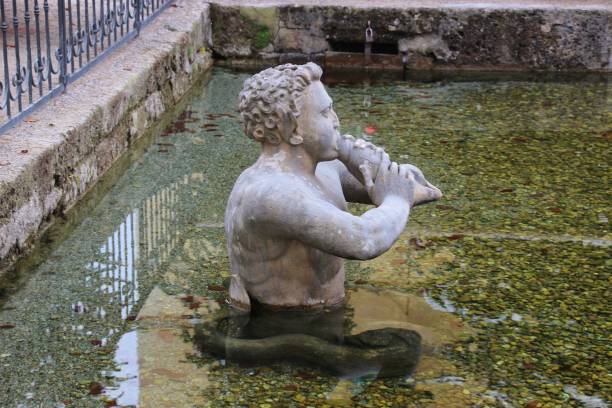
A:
[239,63,326,147]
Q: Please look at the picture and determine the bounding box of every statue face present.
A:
[296,81,340,162]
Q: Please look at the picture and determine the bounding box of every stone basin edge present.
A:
[209,2,611,72]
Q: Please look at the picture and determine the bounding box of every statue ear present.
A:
[279,109,302,145]
[289,134,303,145]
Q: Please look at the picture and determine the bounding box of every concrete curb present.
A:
[0,0,213,271]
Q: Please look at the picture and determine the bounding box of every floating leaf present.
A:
[88,382,104,395]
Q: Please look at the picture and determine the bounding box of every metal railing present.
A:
[0,0,174,134]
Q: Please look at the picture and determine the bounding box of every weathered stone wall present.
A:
[210,4,612,71]
[0,1,213,272]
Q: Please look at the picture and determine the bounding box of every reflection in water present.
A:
[85,179,185,320]
[194,303,423,379]
[104,286,474,406]
[76,180,188,404]
[105,330,139,406]
[106,287,214,407]
[0,172,197,406]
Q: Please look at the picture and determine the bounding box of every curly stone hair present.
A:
[238,62,323,145]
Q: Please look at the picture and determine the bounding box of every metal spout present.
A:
[364,20,374,66]
[401,50,409,79]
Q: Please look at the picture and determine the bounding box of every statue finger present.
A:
[378,148,390,165]
[406,169,416,184]
[401,164,425,183]
[380,153,392,171]
[390,162,399,175]
[405,163,423,176]
[354,138,368,149]
[359,164,375,190]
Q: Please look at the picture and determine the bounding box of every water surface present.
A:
[0,68,610,407]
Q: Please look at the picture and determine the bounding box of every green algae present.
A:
[239,7,278,51]
[331,77,611,239]
[351,233,611,407]
[0,68,610,407]
[252,24,272,50]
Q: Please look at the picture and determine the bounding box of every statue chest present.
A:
[314,165,348,211]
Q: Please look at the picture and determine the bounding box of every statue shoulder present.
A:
[229,171,314,221]
[235,169,308,194]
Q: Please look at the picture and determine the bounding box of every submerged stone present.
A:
[1,68,609,407]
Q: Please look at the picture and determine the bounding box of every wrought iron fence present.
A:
[0,0,174,134]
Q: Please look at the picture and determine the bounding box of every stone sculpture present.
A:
[225,63,441,311]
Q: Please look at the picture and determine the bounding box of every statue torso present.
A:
[225,160,348,308]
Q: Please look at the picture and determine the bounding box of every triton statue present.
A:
[225,63,441,311]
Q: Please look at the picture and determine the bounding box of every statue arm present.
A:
[254,193,410,261]
[252,163,413,261]
[328,160,372,204]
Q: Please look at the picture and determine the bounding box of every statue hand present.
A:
[398,164,442,206]
[360,157,414,207]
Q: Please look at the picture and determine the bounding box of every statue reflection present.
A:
[194,301,422,379]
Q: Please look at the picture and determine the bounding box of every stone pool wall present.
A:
[210,3,612,71]
[0,1,213,272]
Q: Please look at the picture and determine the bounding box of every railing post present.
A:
[24,0,34,104]
[364,20,374,67]
[12,0,23,111]
[33,0,43,96]
[134,0,142,34]
[0,0,11,117]
[58,0,68,88]
[43,0,53,89]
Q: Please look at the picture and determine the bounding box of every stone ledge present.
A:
[210,2,611,71]
[211,0,612,11]
[0,0,213,271]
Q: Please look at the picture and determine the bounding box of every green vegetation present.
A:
[252,23,272,50]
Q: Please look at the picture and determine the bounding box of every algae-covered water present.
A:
[0,68,610,407]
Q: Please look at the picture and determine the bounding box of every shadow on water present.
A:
[320,67,612,87]
[104,284,467,407]
[194,302,422,379]
[222,63,612,87]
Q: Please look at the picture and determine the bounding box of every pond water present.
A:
[0,68,610,407]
